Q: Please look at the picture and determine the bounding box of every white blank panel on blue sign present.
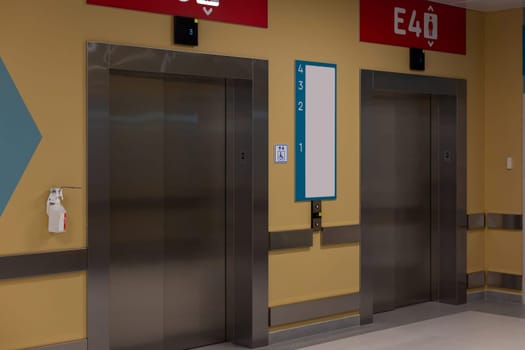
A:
[295,61,336,201]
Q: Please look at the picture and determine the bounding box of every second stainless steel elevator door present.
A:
[362,93,431,313]
[109,73,226,350]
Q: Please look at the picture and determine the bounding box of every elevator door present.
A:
[109,73,226,350]
[362,93,431,313]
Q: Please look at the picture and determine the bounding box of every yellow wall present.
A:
[484,10,523,215]
[0,272,86,349]
[467,230,485,273]
[0,0,485,249]
[0,0,518,347]
[269,234,359,307]
[485,230,523,275]
[482,10,523,277]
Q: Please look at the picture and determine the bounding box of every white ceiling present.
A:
[429,0,525,11]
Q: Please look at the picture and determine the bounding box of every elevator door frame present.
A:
[360,70,467,324]
[87,43,269,349]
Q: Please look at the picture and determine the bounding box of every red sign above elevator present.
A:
[87,0,268,28]
[360,0,466,55]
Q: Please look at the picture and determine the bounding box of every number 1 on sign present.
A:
[424,13,438,40]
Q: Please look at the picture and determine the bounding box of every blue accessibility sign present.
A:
[0,58,42,215]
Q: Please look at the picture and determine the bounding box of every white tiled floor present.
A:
[302,312,525,350]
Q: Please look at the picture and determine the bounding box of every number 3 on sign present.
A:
[297,64,304,111]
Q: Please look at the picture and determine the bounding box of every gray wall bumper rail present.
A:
[486,271,522,290]
[467,271,485,289]
[486,214,522,230]
[467,271,522,291]
[321,225,360,246]
[467,214,485,230]
[270,229,313,250]
[270,225,360,251]
[0,249,87,280]
[467,213,523,230]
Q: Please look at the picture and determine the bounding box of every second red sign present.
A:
[360,0,466,55]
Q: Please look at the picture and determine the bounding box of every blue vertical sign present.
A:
[295,60,337,202]
[296,61,307,200]
[0,58,42,215]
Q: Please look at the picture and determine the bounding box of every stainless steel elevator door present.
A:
[110,74,165,350]
[109,73,226,350]
[362,93,431,314]
[163,77,226,350]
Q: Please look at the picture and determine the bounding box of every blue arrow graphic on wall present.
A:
[0,58,41,215]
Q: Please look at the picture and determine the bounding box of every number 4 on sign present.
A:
[408,10,422,37]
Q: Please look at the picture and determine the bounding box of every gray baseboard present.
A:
[466,290,486,303]
[28,339,87,350]
[269,315,360,344]
[467,290,523,304]
[270,293,360,327]
[485,290,523,303]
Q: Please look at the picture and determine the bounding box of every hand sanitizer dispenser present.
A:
[47,188,67,233]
